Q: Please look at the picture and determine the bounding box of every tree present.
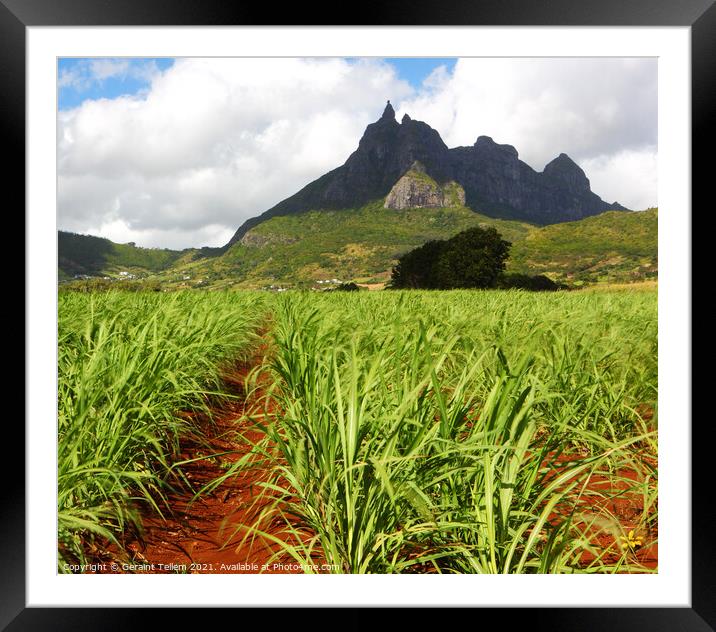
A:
[390,226,511,289]
[433,227,511,289]
[389,239,445,289]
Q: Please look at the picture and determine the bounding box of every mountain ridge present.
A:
[227,101,628,247]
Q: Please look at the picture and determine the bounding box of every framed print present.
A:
[8,0,711,628]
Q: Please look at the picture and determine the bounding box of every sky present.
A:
[57,57,657,250]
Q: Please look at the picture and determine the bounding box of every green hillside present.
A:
[217,201,534,287]
[59,206,657,290]
[209,203,656,288]
[509,208,658,285]
[58,231,218,281]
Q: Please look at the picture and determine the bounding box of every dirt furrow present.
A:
[113,342,322,574]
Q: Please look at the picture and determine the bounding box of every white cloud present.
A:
[92,218,235,252]
[58,68,82,89]
[58,58,413,248]
[58,57,657,249]
[580,147,658,210]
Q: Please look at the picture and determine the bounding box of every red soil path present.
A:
[548,454,658,571]
[111,344,324,574]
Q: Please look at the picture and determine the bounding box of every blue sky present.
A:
[385,58,456,86]
[57,57,455,110]
[58,58,174,109]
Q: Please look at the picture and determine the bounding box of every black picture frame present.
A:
[8,0,710,628]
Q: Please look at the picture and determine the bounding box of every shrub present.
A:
[499,273,562,291]
[334,282,361,292]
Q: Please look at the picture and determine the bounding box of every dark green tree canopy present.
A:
[390,226,511,289]
[389,239,445,289]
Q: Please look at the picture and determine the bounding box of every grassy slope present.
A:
[59,206,657,290]
[509,208,658,285]
[217,201,534,287]
[210,203,656,288]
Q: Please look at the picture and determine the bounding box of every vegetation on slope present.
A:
[509,208,658,285]
[59,206,657,290]
[58,231,224,280]
[220,201,533,287]
[58,231,185,277]
[219,204,656,288]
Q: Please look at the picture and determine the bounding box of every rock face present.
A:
[227,101,627,246]
[447,138,627,223]
[384,161,465,210]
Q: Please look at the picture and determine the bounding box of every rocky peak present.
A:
[543,153,589,191]
[474,135,519,159]
[381,100,396,121]
[226,102,628,247]
[344,106,450,191]
[474,135,495,146]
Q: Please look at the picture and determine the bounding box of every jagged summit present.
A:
[381,100,396,120]
[545,153,581,170]
[226,103,628,247]
[474,135,519,158]
[543,153,590,190]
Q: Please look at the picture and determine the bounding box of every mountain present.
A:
[227,102,627,246]
[59,103,649,290]
[221,202,534,288]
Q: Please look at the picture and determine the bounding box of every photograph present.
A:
[9,1,705,620]
[56,55,660,576]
